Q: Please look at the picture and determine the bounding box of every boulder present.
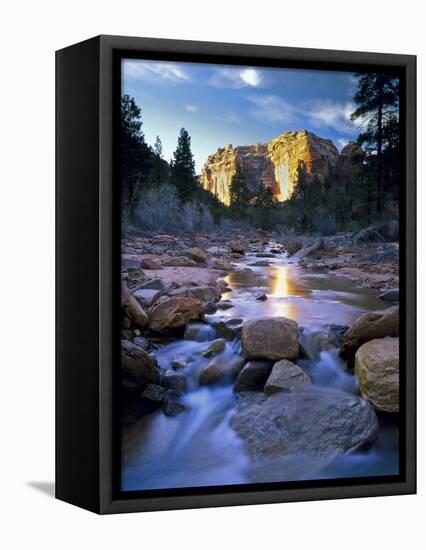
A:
[140,256,162,270]
[121,281,148,328]
[201,339,226,357]
[121,340,160,385]
[234,361,273,393]
[133,288,163,308]
[162,370,188,393]
[133,336,149,350]
[379,288,399,302]
[186,247,207,263]
[162,401,186,417]
[151,234,177,245]
[149,297,205,332]
[228,240,245,254]
[264,360,312,395]
[199,354,245,386]
[169,285,221,304]
[355,337,399,413]
[341,306,399,357]
[216,300,234,310]
[211,318,244,340]
[210,258,234,271]
[230,389,378,463]
[241,317,299,361]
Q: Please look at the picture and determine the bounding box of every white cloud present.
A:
[306,99,358,134]
[123,60,190,83]
[185,104,199,112]
[247,95,297,125]
[247,94,360,136]
[240,68,262,87]
[209,67,263,88]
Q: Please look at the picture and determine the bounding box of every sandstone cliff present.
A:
[200,130,355,204]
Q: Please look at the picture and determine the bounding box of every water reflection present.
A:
[271,266,289,298]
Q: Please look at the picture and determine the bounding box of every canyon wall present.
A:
[200,130,348,204]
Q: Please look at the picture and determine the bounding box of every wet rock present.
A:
[169,285,221,304]
[341,306,399,357]
[133,288,163,308]
[211,317,244,340]
[216,279,232,293]
[163,369,188,393]
[210,258,234,271]
[199,354,245,385]
[216,300,234,310]
[141,383,167,404]
[162,401,186,417]
[253,290,268,301]
[149,297,205,332]
[121,340,160,385]
[201,339,226,357]
[230,389,378,463]
[241,317,299,361]
[205,302,218,314]
[256,252,275,258]
[133,336,149,350]
[355,337,399,413]
[184,322,216,342]
[264,360,312,394]
[186,247,207,263]
[228,240,245,254]
[140,256,163,270]
[379,288,399,302]
[171,356,188,369]
[234,361,273,393]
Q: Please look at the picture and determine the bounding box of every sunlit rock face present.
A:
[200,130,340,204]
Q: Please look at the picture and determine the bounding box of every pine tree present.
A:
[255,183,275,230]
[170,128,198,202]
[154,135,163,158]
[229,164,250,217]
[350,73,399,215]
[121,95,152,219]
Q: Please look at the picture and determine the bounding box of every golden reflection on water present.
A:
[270,266,289,298]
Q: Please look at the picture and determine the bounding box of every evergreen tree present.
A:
[229,164,250,218]
[254,183,275,230]
[170,128,198,202]
[121,95,152,219]
[350,73,400,215]
[154,135,163,158]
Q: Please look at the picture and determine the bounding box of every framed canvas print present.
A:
[56,35,416,514]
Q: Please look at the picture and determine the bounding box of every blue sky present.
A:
[122,59,360,174]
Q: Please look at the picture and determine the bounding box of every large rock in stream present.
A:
[121,340,160,385]
[230,389,378,475]
[241,316,299,361]
[264,360,312,394]
[341,305,399,357]
[149,297,205,332]
[355,337,399,413]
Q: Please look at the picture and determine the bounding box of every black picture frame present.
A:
[56,35,416,514]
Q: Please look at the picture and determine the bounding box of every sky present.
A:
[122,59,361,174]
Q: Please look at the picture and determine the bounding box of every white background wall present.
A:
[0,1,423,548]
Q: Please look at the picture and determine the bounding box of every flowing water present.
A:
[122,244,399,491]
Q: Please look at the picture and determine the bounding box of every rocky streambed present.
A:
[120,229,400,491]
